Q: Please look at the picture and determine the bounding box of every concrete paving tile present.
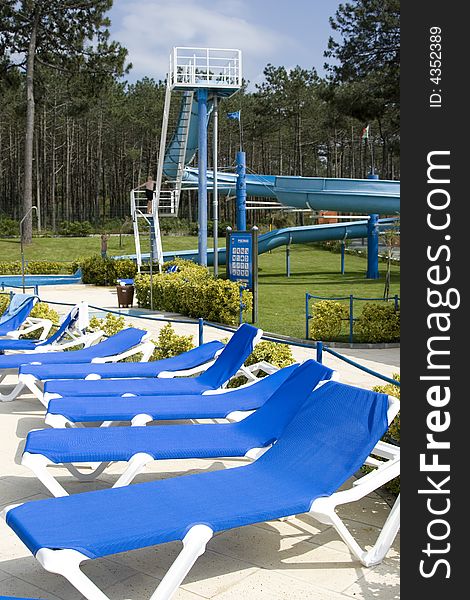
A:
[334,493,398,529]
[103,572,205,599]
[253,515,329,538]
[209,526,370,592]
[0,575,63,599]
[211,569,347,600]
[302,519,399,561]
[0,554,140,600]
[107,544,258,598]
[341,560,400,599]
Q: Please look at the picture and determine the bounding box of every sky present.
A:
[108,0,343,86]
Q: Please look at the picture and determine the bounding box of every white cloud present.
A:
[112,0,294,83]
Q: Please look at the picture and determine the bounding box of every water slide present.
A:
[133,95,400,265]
[162,218,398,267]
[165,95,400,215]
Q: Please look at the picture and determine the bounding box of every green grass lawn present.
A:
[254,244,399,338]
[0,234,203,262]
[0,235,400,339]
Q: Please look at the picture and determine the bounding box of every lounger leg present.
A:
[22,452,69,498]
[34,526,213,600]
[150,525,213,600]
[45,414,77,428]
[0,381,26,402]
[17,374,45,404]
[362,494,400,566]
[36,548,111,600]
[309,459,400,566]
[113,452,154,487]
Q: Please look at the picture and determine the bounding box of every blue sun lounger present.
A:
[44,361,334,429]
[19,339,225,381]
[18,340,226,403]
[0,293,51,340]
[41,323,263,403]
[0,328,153,403]
[0,303,97,352]
[3,380,400,600]
[23,360,330,496]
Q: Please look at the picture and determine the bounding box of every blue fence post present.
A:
[316,341,323,364]
[34,285,39,296]
[198,318,204,346]
[305,292,310,339]
[349,295,354,344]
[239,285,245,325]
[394,294,399,311]
[286,234,292,277]
[341,241,345,275]
[366,214,380,279]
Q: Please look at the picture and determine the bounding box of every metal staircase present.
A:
[131,47,242,270]
[130,189,164,271]
[131,90,194,270]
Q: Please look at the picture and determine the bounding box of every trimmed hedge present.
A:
[354,302,400,343]
[0,261,75,275]
[76,255,137,286]
[310,300,348,341]
[135,259,252,326]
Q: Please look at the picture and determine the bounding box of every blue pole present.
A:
[349,295,354,344]
[239,285,244,325]
[198,317,204,346]
[197,88,208,266]
[236,151,246,231]
[316,341,323,364]
[340,241,345,275]
[305,292,310,339]
[366,213,380,279]
[286,233,292,277]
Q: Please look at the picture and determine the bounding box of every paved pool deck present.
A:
[0,283,400,599]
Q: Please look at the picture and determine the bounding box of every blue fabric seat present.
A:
[7,380,389,561]
[0,328,147,370]
[45,362,328,425]
[0,294,38,337]
[19,340,225,380]
[25,361,328,469]
[43,323,261,398]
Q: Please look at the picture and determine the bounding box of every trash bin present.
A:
[116,279,134,308]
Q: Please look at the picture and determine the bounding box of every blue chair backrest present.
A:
[35,306,79,347]
[0,294,37,335]
[63,327,146,359]
[239,359,335,442]
[252,380,389,497]
[198,323,261,387]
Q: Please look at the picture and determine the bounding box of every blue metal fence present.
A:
[0,290,399,388]
[306,292,400,344]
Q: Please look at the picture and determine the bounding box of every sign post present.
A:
[226,226,258,323]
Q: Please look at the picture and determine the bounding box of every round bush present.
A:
[354,302,400,343]
[310,300,348,340]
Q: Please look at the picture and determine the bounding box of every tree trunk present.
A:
[22,12,40,244]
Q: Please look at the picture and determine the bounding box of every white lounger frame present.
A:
[18,346,224,406]
[27,369,345,501]
[2,316,53,341]
[4,395,400,600]
[38,329,265,409]
[1,334,154,404]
